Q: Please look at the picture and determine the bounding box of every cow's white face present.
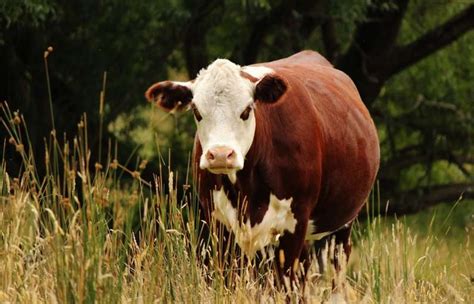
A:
[192,60,257,174]
[145,59,287,176]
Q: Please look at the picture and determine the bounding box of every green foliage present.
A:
[0,0,55,28]
[0,0,55,48]
[398,0,472,44]
[327,0,369,47]
[108,104,195,177]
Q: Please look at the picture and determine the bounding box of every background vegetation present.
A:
[1,0,472,213]
[1,0,473,302]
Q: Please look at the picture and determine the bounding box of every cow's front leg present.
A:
[275,218,309,289]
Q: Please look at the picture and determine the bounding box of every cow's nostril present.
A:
[206,150,215,160]
[226,150,235,159]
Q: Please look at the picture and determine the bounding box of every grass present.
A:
[1,101,472,303]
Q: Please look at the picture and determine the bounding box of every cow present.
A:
[145,50,380,284]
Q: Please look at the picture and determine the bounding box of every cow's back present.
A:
[257,50,333,69]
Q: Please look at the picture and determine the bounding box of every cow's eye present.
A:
[240,106,252,121]
[192,105,202,122]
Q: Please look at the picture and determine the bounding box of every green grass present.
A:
[1,102,472,303]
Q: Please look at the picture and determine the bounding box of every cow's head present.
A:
[145,59,287,175]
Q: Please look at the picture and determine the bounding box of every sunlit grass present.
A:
[1,102,472,303]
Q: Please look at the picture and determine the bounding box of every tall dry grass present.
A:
[1,101,472,303]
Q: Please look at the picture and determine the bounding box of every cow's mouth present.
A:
[207,167,238,174]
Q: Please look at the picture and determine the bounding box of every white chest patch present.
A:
[212,189,297,258]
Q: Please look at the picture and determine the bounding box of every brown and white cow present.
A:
[145,50,380,281]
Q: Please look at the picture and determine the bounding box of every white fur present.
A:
[188,59,273,174]
[212,188,297,258]
[241,66,274,79]
[173,81,193,89]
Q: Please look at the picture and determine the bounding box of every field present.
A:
[1,104,473,303]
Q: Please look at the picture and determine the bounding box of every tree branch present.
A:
[389,4,474,76]
[383,183,474,215]
[379,150,473,181]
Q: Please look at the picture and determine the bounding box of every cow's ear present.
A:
[254,74,287,104]
[145,81,193,112]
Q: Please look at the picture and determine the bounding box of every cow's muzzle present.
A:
[204,146,240,173]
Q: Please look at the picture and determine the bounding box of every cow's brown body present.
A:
[193,51,379,278]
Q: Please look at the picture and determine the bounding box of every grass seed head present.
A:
[110,159,118,169]
[15,144,24,153]
[132,171,140,179]
[95,162,103,171]
[44,46,54,58]
[139,159,148,170]
[13,112,21,125]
